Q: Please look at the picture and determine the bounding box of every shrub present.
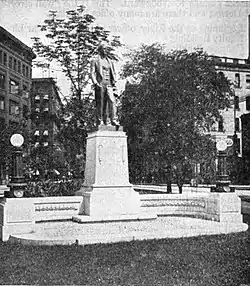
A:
[25,179,83,197]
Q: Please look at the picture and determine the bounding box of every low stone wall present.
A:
[0,196,83,241]
[140,193,243,223]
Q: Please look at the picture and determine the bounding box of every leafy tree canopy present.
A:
[120,43,233,183]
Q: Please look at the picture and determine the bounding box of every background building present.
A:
[195,55,250,184]
[0,26,36,128]
[211,56,250,154]
[196,16,250,184]
[30,78,64,178]
[0,26,36,183]
[241,112,250,183]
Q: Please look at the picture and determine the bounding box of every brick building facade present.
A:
[30,78,63,178]
[0,26,36,183]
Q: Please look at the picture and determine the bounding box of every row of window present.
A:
[0,97,28,117]
[34,106,49,113]
[33,129,50,147]
[0,50,32,78]
[33,95,49,112]
[34,142,49,147]
[234,95,250,110]
[34,129,49,136]
[218,116,240,132]
[34,94,49,101]
[234,73,250,89]
[0,73,29,96]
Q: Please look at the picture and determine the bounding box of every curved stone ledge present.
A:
[0,192,246,242]
[140,193,243,224]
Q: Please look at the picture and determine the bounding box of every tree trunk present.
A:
[178,185,183,194]
[167,181,172,193]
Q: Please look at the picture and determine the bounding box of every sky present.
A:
[1,0,250,96]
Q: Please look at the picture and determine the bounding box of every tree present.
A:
[57,94,96,178]
[31,6,122,177]
[120,44,233,189]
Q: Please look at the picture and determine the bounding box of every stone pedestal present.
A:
[208,192,243,223]
[0,198,35,241]
[76,129,141,219]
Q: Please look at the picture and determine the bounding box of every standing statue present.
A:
[90,43,120,127]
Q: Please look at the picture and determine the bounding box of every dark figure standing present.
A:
[90,43,120,127]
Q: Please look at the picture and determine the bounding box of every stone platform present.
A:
[8,217,248,246]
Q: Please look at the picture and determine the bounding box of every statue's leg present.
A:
[95,85,104,125]
[103,86,109,124]
[107,87,119,126]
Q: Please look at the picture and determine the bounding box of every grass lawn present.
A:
[0,232,248,286]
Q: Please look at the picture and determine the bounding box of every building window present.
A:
[235,73,240,88]
[18,61,21,73]
[236,138,241,154]
[218,71,224,78]
[22,64,25,76]
[22,84,29,98]
[9,100,19,115]
[235,96,239,109]
[25,66,29,78]
[8,56,12,69]
[35,107,40,113]
[218,116,224,132]
[0,97,4,110]
[235,118,240,132]
[246,96,250,110]
[0,51,2,64]
[23,104,29,119]
[0,74,5,89]
[9,79,19,95]
[35,95,40,101]
[13,59,17,71]
[3,53,7,66]
[246,75,250,89]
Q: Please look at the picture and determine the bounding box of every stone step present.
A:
[72,213,157,223]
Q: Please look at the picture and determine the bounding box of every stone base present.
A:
[77,185,141,218]
[0,223,34,242]
[96,124,123,132]
[76,128,142,219]
[208,193,244,224]
[0,198,35,241]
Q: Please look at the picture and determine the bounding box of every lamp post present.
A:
[233,90,240,183]
[6,134,26,198]
[214,139,231,192]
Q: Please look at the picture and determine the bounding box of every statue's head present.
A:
[97,42,110,58]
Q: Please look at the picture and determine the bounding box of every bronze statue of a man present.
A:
[90,43,120,127]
